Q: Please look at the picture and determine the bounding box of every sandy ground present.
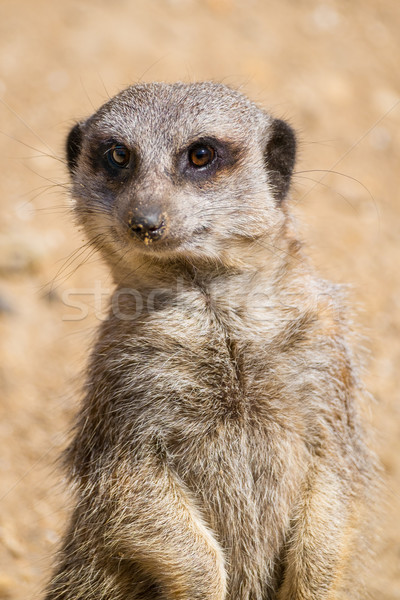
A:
[0,0,399,597]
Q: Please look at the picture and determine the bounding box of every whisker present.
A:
[293,168,380,220]
[293,174,359,212]
[297,98,400,204]
[47,233,106,291]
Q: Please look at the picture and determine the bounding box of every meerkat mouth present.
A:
[121,212,213,255]
[127,217,167,245]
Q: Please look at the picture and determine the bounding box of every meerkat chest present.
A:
[109,293,293,431]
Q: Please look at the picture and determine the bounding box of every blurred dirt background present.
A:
[0,0,399,598]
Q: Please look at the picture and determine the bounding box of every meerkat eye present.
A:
[188,144,216,168]
[107,144,131,168]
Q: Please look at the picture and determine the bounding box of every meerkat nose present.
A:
[127,211,167,243]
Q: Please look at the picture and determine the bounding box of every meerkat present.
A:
[44,82,376,600]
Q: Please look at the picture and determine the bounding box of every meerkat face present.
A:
[66,82,296,270]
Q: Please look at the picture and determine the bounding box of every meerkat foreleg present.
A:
[277,463,357,600]
[45,455,227,600]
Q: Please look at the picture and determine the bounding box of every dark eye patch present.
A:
[178,137,243,182]
[87,137,136,178]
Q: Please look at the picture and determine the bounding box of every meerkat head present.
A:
[66,82,296,274]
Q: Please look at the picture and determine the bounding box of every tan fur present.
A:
[44,82,377,600]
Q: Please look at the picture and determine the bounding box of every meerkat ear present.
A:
[66,122,83,174]
[264,118,296,203]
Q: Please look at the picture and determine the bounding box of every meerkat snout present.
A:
[127,209,167,243]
